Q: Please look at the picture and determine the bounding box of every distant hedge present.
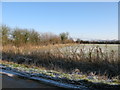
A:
[1,25,119,46]
[1,25,74,46]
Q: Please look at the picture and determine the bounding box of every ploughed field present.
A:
[1,44,120,87]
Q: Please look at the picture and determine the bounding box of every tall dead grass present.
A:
[2,44,119,78]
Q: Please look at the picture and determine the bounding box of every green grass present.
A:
[1,60,120,85]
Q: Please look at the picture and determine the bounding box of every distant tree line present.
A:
[76,39,120,44]
[1,25,74,46]
[1,25,119,46]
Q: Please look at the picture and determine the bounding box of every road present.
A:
[2,74,61,89]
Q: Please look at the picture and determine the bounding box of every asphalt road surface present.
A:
[2,74,62,89]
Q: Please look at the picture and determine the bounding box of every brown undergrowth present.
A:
[2,44,120,79]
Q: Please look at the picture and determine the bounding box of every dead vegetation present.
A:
[2,44,120,79]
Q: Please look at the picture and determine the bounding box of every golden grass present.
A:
[2,44,119,79]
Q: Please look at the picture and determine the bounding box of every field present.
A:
[2,2,120,89]
[1,43,120,88]
[2,44,119,76]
